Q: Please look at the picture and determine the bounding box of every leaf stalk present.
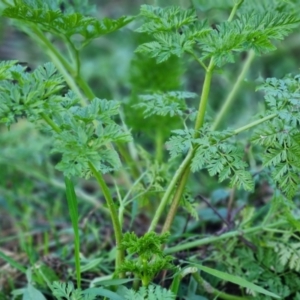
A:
[159,59,215,233]
[164,220,287,254]
[211,49,255,131]
[88,162,125,271]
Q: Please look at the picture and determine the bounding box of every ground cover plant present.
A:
[1,0,300,299]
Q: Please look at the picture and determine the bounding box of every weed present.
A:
[1,0,300,299]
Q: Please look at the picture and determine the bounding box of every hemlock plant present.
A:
[1,0,300,299]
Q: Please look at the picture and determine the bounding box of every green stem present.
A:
[88,162,124,270]
[30,27,87,105]
[228,0,244,22]
[30,26,96,102]
[155,130,163,163]
[156,0,260,234]
[75,76,96,100]
[40,113,123,269]
[118,143,141,180]
[233,113,277,135]
[65,37,81,76]
[161,166,189,233]
[159,60,215,233]
[164,220,287,254]
[149,111,277,233]
[194,59,215,132]
[149,59,215,232]
[211,50,255,131]
[148,148,194,232]
[40,112,61,133]
[150,2,241,232]
[187,50,208,71]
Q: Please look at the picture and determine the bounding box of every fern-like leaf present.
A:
[124,285,175,300]
[135,91,196,118]
[137,5,197,33]
[274,242,300,272]
[191,129,254,191]
[51,281,96,300]
[252,74,300,198]
[199,12,300,66]
[166,129,195,159]
[136,5,211,63]
[3,2,133,48]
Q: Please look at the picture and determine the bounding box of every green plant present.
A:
[124,285,176,300]
[1,0,300,299]
[118,232,174,286]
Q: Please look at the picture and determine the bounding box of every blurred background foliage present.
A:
[0,0,300,296]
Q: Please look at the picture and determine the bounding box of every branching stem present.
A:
[164,220,287,254]
[40,113,61,134]
[148,149,194,232]
[40,113,124,270]
[30,27,95,103]
[194,59,215,133]
[212,49,255,131]
[158,60,215,233]
[29,27,87,105]
[187,50,208,71]
[150,0,252,234]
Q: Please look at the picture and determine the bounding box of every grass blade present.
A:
[64,176,81,288]
[191,262,280,299]
[0,250,26,273]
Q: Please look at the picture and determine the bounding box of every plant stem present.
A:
[228,0,244,22]
[148,149,194,232]
[153,0,245,234]
[164,112,277,229]
[155,130,163,163]
[164,220,287,254]
[194,59,215,133]
[233,113,277,135]
[31,29,126,265]
[211,50,255,131]
[75,75,96,100]
[39,114,83,286]
[30,26,138,206]
[149,110,277,233]
[159,60,215,233]
[161,166,189,233]
[40,113,124,269]
[88,162,124,271]
[40,112,61,133]
[29,26,95,103]
[187,50,208,71]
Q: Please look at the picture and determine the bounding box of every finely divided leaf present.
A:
[3,3,133,48]
[252,75,300,198]
[0,62,131,178]
[199,12,300,66]
[137,5,197,34]
[136,5,211,63]
[135,91,196,118]
[166,129,195,159]
[191,129,254,191]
